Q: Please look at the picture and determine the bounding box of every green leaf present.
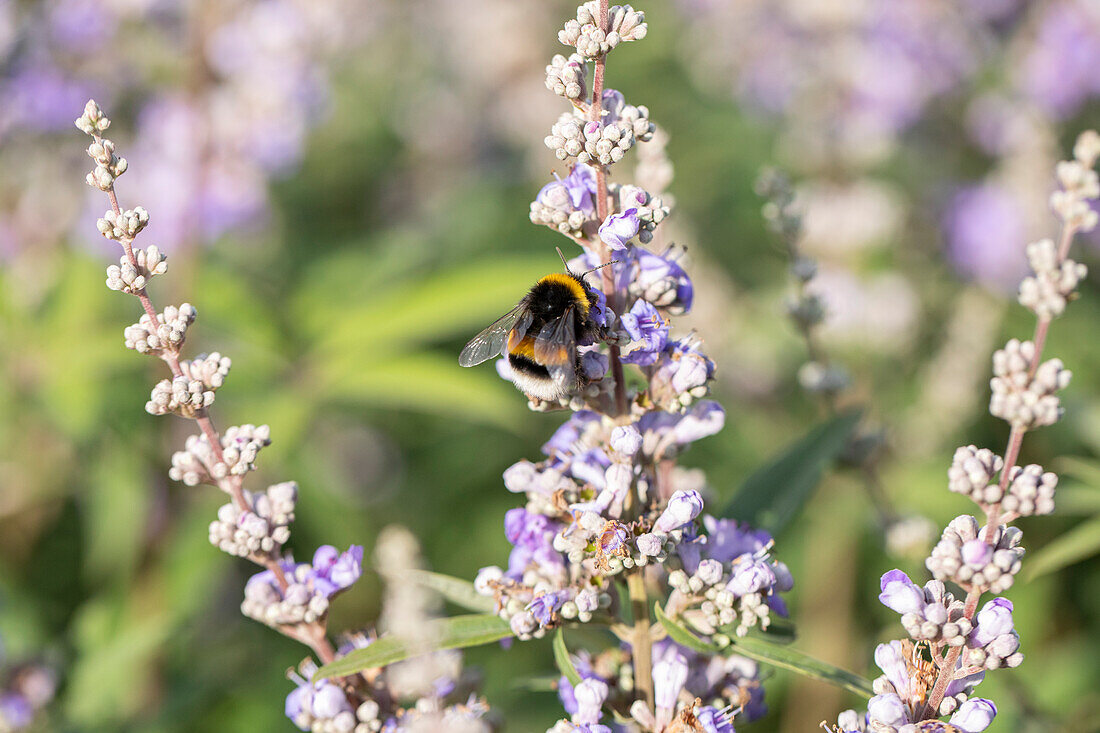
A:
[655,604,873,698]
[721,410,861,533]
[307,257,550,357]
[1052,483,1100,515]
[316,352,525,429]
[408,570,496,613]
[1025,515,1100,580]
[553,628,583,687]
[313,614,512,681]
[1055,456,1100,488]
[654,603,721,654]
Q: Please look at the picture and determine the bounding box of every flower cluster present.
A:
[283,529,492,733]
[78,100,491,733]
[824,130,1099,733]
[477,4,789,730]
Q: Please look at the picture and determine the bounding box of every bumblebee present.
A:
[459,251,609,402]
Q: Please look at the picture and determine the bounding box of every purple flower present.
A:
[610,424,642,455]
[0,693,33,729]
[726,557,777,596]
[961,539,993,567]
[572,678,609,725]
[601,88,626,122]
[695,705,736,733]
[558,652,602,715]
[971,598,1014,646]
[671,401,726,444]
[702,517,773,564]
[620,298,669,366]
[655,490,704,532]
[599,521,630,555]
[543,411,602,457]
[1017,1,1100,118]
[599,209,641,250]
[950,698,997,732]
[310,545,363,597]
[633,248,694,314]
[636,533,663,556]
[874,641,911,700]
[944,183,1028,291]
[652,651,689,712]
[878,569,925,615]
[503,509,564,579]
[538,164,598,217]
[284,678,350,730]
[867,693,910,728]
[527,589,572,626]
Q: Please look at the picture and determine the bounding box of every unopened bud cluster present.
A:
[105,244,167,294]
[948,446,1003,504]
[1018,238,1087,319]
[546,53,588,101]
[243,565,330,627]
[545,111,639,166]
[559,2,647,59]
[169,423,271,486]
[147,354,230,416]
[989,339,1071,428]
[84,137,128,191]
[98,207,150,241]
[667,550,793,638]
[210,482,298,559]
[1050,157,1100,232]
[901,581,972,647]
[123,303,197,356]
[926,516,1024,594]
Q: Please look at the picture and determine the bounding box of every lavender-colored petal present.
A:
[950,698,997,732]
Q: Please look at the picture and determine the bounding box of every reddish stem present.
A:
[922,218,1079,719]
[586,0,628,417]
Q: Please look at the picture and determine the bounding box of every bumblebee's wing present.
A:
[459,305,529,367]
[534,307,577,381]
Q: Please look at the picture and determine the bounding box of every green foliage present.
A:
[722,410,862,532]
[407,570,496,614]
[552,628,583,688]
[313,614,513,681]
[654,603,874,699]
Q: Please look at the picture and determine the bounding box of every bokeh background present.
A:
[2,0,1100,730]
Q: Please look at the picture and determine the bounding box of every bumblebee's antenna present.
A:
[557,246,618,279]
[555,246,571,271]
[582,259,618,276]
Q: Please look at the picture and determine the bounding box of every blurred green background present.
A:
[2,1,1100,731]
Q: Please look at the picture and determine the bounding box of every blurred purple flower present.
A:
[944,182,1029,290]
[1017,0,1100,118]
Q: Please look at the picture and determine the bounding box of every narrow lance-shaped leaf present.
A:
[1025,515,1100,580]
[553,628,583,687]
[655,604,874,699]
[314,614,513,682]
[722,410,861,533]
[407,570,496,614]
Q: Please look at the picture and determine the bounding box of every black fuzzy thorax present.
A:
[521,275,597,335]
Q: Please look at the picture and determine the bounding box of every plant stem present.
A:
[627,570,654,712]
[95,141,295,596]
[585,0,628,417]
[921,217,1079,720]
